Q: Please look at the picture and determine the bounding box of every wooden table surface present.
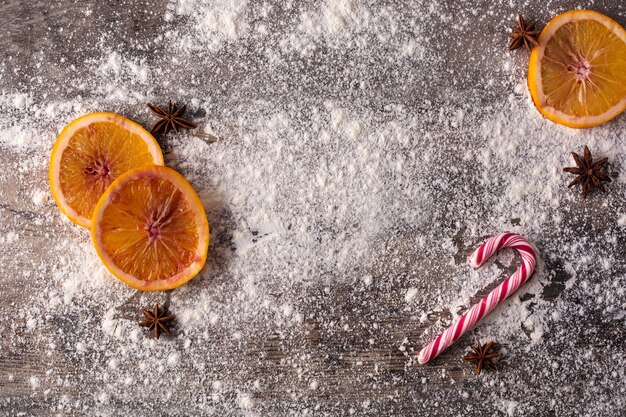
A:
[1,1,626,416]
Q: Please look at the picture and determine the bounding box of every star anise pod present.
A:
[463,339,499,375]
[563,146,611,198]
[139,304,175,339]
[147,100,197,136]
[509,15,541,51]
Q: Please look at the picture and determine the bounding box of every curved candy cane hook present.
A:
[417,232,537,365]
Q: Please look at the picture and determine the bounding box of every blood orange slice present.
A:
[49,112,164,227]
[528,10,626,128]
[91,165,209,291]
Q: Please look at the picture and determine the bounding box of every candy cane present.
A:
[417,232,537,365]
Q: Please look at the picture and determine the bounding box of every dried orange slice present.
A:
[49,112,164,227]
[91,165,209,291]
[528,10,626,128]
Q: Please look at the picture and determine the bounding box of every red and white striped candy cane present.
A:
[417,232,537,365]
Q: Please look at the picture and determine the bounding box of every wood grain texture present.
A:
[2,1,626,416]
